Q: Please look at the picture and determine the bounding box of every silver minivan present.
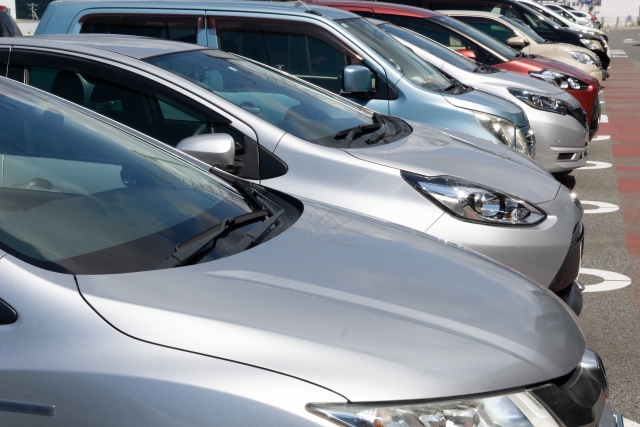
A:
[37,0,535,157]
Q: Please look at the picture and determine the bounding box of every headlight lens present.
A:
[570,51,595,64]
[580,38,603,51]
[308,392,559,427]
[527,70,587,90]
[473,112,530,156]
[508,88,569,115]
[401,173,546,226]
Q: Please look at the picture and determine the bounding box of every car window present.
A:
[519,7,560,39]
[0,79,281,275]
[335,18,451,91]
[455,16,517,45]
[500,16,546,44]
[145,50,377,147]
[477,2,519,19]
[379,23,477,72]
[214,17,364,94]
[80,14,205,44]
[523,3,568,28]
[377,14,475,52]
[431,15,518,59]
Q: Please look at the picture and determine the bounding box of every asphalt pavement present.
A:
[564,27,640,421]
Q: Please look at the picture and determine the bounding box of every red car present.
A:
[309,0,600,138]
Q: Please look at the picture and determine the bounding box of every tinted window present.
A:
[519,7,560,39]
[500,16,546,44]
[455,16,516,45]
[430,15,517,59]
[215,17,363,93]
[27,65,211,147]
[0,80,281,275]
[80,14,204,44]
[378,14,475,52]
[522,3,568,28]
[379,23,477,72]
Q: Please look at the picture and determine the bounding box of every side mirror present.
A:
[457,49,477,60]
[176,133,235,166]
[506,36,529,48]
[343,65,373,93]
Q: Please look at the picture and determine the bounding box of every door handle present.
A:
[0,298,17,325]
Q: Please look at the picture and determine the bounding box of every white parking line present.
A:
[591,135,611,141]
[581,201,619,214]
[624,419,640,427]
[611,49,628,57]
[600,115,609,123]
[580,268,632,292]
[579,161,612,170]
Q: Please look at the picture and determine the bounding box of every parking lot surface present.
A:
[571,28,640,421]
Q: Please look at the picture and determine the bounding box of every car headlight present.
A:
[308,391,559,427]
[508,88,570,116]
[401,173,546,226]
[580,38,603,51]
[570,51,595,65]
[526,70,587,90]
[472,112,530,157]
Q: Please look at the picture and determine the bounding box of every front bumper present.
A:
[526,107,589,173]
[550,220,584,315]
[425,185,582,287]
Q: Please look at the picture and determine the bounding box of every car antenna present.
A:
[296,0,322,16]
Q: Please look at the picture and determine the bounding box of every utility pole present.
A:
[27,3,38,20]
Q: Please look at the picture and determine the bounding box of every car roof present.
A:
[307,0,443,18]
[439,10,504,19]
[48,0,357,20]
[0,33,207,59]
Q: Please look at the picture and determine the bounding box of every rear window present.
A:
[79,14,204,44]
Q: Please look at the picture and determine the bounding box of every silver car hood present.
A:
[442,88,529,127]
[77,201,585,402]
[346,122,560,203]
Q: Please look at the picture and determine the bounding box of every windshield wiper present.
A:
[443,79,468,94]
[158,210,269,269]
[335,123,383,145]
[228,209,284,255]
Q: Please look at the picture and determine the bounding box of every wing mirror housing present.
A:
[176,133,235,166]
[343,65,373,93]
[506,36,529,48]
[457,49,477,60]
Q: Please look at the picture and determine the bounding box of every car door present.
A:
[6,49,288,181]
[208,15,392,113]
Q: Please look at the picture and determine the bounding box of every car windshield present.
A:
[380,23,477,72]
[0,79,284,275]
[145,50,375,147]
[500,16,546,44]
[431,15,518,60]
[335,18,451,91]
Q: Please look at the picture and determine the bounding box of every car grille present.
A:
[568,107,588,130]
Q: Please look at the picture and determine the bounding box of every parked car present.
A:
[545,3,591,27]
[36,0,536,158]
[417,0,611,71]
[0,34,585,311]
[309,1,601,136]
[372,19,590,173]
[0,6,21,37]
[441,10,605,83]
[516,0,608,44]
[0,75,615,427]
[553,4,601,29]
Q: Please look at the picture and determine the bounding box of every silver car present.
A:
[0,75,616,427]
[375,20,590,173]
[0,35,584,312]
